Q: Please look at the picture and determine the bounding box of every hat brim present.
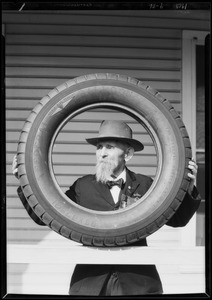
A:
[86,137,144,152]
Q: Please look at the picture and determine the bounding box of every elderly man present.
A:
[12,120,201,296]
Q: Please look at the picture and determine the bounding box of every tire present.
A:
[17,73,192,247]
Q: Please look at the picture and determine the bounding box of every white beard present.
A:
[95,159,117,184]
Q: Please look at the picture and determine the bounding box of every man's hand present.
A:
[12,155,19,179]
[187,158,198,194]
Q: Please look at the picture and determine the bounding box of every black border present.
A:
[1,1,211,299]
[204,33,211,299]
[2,0,210,10]
[1,33,7,299]
[1,1,211,11]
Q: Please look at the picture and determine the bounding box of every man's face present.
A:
[95,140,127,183]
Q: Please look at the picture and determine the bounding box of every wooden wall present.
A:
[3,9,209,295]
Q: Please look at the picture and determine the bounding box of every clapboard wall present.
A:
[3,9,209,295]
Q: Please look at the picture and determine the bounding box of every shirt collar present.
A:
[113,168,126,183]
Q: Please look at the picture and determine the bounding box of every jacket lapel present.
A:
[119,169,141,208]
[92,179,115,207]
[91,169,141,209]
[123,168,140,197]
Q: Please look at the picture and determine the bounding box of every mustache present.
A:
[97,160,109,165]
[96,159,114,166]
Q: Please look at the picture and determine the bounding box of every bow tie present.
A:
[106,178,124,189]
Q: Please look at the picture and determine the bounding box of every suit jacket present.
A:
[65,168,201,226]
[64,168,201,295]
[17,168,201,295]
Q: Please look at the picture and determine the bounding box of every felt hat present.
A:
[86,120,144,152]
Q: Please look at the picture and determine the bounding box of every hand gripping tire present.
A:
[17,73,192,247]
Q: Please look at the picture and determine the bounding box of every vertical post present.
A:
[181,30,208,247]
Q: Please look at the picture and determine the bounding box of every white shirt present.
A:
[109,169,126,204]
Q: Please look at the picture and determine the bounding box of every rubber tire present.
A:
[17,73,192,247]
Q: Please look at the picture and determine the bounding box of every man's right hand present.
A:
[12,155,19,179]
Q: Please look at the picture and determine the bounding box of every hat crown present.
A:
[86,120,144,152]
[98,120,132,139]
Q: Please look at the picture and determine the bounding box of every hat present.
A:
[86,120,144,152]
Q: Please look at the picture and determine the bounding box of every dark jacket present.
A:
[17,169,201,295]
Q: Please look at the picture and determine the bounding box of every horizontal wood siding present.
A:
[3,10,209,295]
